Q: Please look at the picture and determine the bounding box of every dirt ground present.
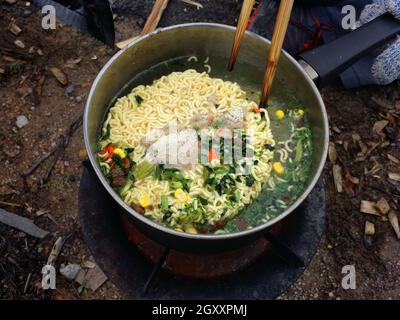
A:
[1,0,399,300]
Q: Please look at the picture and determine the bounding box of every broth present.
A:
[101,55,313,234]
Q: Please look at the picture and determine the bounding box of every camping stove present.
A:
[79,165,325,299]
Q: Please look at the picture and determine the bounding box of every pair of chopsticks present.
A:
[229,0,294,107]
[117,0,293,107]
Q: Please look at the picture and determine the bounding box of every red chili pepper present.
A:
[208,148,219,162]
[100,144,115,160]
[253,106,261,113]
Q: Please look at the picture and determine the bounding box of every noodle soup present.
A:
[96,56,313,234]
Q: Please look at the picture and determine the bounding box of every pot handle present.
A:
[298,13,400,86]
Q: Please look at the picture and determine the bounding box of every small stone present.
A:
[5,0,17,4]
[65,85,74,95]
[328,292,334,298]
[137,17,145,27]
[60,263,81,280]
[37,48,43,56]
[16,115,28,128]
[75,95,82,103]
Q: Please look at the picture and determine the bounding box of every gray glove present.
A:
[359,0,400,85]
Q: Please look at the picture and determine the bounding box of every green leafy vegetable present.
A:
[245,174,255,187]
[135,95,143,106]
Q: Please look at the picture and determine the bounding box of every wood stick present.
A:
[228,0,255,71]
[260,0,294,107]
[115,0,169,49]
[0,200,23,208]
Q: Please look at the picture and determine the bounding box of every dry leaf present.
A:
[343,141,349,152]
[387,154,400,164]
[9,22,22,36]
[344,170,359,184]
[372,120,389,136]
[81,82,91,89]
[332,126,341,134]
[343,169,359,193]
[364,221,375,236]
[388,211,400,239]
[82,261,96,269]
[332,165,343,193]
[328,142,337,163]
[35,209,50,217]
[79,149,88,160]
[50,67,68,86]
[352,132,361,143]
[376,198,390,215]
[14,39,25,48]
[75,265,107,291]
[360,200,380,216]
[388,172,400,182]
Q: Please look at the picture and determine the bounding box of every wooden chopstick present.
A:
[228,0,255,71]
[259,0,294,107]
[116,0,169,49]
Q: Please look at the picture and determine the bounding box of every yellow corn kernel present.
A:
[174,189,189,204]
[273,162,284,174]
[297,109,304,117]
[175,228,183,232]
[275,109,285,120]
[138,194,152,208]
[184,225,198,234]
[113,148,126,159]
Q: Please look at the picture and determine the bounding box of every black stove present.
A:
[79,165,325,300]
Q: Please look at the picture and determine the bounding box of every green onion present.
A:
[294,140,303,162]
[133,161,155,180]
[161,195,168,212]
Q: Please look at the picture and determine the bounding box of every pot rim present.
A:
[83,22,329,241]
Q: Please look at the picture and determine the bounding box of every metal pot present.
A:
[84,15,400,253]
